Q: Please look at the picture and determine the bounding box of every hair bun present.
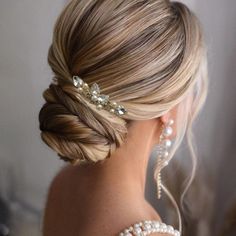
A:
[39,83,128,165]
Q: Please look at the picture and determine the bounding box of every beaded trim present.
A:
[118,220,180,236]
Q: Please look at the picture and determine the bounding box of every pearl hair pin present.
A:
[72,76,127,117]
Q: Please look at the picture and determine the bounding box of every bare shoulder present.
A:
[42,164,83,235]
[43,163,86,210]
[48,164,81,185]
[45,163,88,195]
[42,165,172,236]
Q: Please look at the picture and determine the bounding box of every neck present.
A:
[89,119,160,198]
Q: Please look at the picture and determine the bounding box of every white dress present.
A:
[118,219,180,236]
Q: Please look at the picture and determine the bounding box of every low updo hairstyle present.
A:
[39,0,208,166]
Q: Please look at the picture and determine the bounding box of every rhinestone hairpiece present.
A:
[72,76,127,117]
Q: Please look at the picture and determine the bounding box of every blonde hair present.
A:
[39,0,208,232]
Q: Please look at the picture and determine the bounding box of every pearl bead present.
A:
[91,94,98,101]
[168,119,174,125]
[167,225,174,233]
[175,230,180,236]
[83,83,89,89]
[154,221,160,228]
[133,226,142,234]
[163,151,169,158]
[96,104,103,110]
[164,161,169,166]
[144,223,151,231]
[124,233,132,236]
[163,139,172,148]
[163,126,173,137]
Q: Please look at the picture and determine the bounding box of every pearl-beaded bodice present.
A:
[118,220,180,236]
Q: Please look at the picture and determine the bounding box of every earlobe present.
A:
[159,107,177,139]
[160,104,178,126]
[160,111,172,124]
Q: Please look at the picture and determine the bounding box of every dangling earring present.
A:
[156,118,174,199]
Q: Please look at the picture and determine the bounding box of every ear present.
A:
[160,105,178,124]
[160,111,172,124]
[159,105,178,138]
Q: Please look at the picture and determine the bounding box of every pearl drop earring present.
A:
[156,119,174,199]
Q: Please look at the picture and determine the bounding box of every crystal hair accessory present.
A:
[72,76,127,117]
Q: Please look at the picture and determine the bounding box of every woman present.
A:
[39,0,208,235]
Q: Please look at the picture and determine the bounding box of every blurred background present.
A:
[0,0,235,235]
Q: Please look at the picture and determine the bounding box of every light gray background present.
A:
[0,0,235,235]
